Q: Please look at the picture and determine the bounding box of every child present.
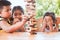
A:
[41,12,58,32]
[12,6,25,32]
[0,1,29,33]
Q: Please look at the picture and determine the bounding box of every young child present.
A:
[0,1,29,33]
[41,12,58,32]
[12,6,24,23]
[12,6,25,32]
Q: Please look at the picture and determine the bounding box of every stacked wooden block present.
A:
[24,0,37,34]
[24,0,36,15]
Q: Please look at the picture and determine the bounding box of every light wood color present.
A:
[0,30,60,40]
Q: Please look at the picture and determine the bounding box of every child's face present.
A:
[13,10,23,20]
[1,6,11,18]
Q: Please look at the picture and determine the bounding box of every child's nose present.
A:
[17,15,20,18]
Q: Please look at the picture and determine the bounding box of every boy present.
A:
[0,1,28,33]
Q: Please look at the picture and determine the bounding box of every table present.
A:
[0,30,60,40]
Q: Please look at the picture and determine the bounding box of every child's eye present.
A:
[6,9,11,12]
[19,13,22,15]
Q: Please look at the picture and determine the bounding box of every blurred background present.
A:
[8,0,25,9]
[36,0,60,19]
[8,0,60,19]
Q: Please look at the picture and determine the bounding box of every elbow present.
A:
[4,29,14,33]
[5,30,13,33]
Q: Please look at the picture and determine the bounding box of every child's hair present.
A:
[12,6,24,15]
[0,1,11,10]
[0,0,7,1]
[0,1,12,24]
[43,12,56,23]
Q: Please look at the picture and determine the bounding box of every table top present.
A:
[0,30,60,40]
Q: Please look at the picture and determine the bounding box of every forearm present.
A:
[41,24,46,32]
[41,26,46,32]
[5,20,26,32]
[49,24,53,32]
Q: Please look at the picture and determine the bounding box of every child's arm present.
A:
[41,19,47,32]
[13,18,25,32]
[13,18,20,24]
[0,16,27,33]
[47,20,53,32]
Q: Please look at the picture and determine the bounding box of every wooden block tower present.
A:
[24,0,37,34]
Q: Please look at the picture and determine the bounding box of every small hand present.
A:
[22,15,28,22]
[13,18,20,24]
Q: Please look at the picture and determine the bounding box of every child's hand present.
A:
[46,18,53,26]
[43,18,47,25]
[22,13,35,22]
[13,18,20,24]
[22,15,28,22]
[41,18,47,32]
[46,18,53,32]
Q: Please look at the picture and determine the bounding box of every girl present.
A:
[41,12,58,32]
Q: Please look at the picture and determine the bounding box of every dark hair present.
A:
[0,1,11,9]
[12,6,24,15]
[0,0,7,1]
[43,12,56,23]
